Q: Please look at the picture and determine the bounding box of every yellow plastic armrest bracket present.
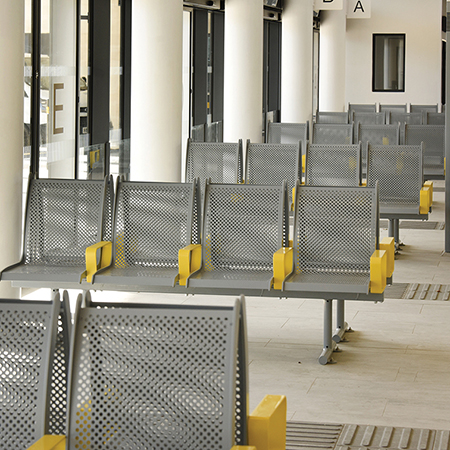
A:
[28,435,66,450]
[178,244,202,286]
[248,395,287,450]
[419,185,431,215]
[370,249,387,294]
[291,187,296,211]
[273,247,293,290]
[424,180,433,206]
[360,181,367,187]
[84,241,112,283]
[379,237,395,278]
[302,154,306,174]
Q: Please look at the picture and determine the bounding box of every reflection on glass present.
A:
[373,34,405,92]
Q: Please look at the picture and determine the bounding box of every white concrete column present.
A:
[281,0,314,123]
[223,0,263,143]
[0,0,24,298]
[319,4,347,111]
[131,0,183,182]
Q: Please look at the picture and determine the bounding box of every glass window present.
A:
[372,34,405,92]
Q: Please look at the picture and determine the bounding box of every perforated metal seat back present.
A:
[113,181,200,269]
[426,112,445,125]
[389,112,422,125]
[68,300,244,450]
[404,125,445,174]
[185,141,243,184]
[202,184,287,272]
[312,124,353,144]
[267,122,308,145]
[348,103,377,113]
[245,143,300,198]
[0,299,58,449]
[306,144,361,187]
[316,111,349,124]
[352,112,386,125]
[294,185,377,275]
[23,178,112,267]
[410,104,438,113]
[367,145,422,207]
[379,104,407,113]
[357,124,400,147]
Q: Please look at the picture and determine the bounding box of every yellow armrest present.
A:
[178,243,202,286]
[380,237,395,278]
[291,186,296,211]
[360,181,367,187]
[302,154,306,174]
[370,249,387,294]
[273,247,293,290]
[419,185,431,214]
[84,241,112,283]
[248,395,287,450]
[28,436,66,450]
[424,180,433,206]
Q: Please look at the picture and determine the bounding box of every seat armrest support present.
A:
[273,248,293,290]
[178,244,202,286]
[248,395,287,450]
[424,180,433,206]
[419,185,431,214]
[379,237,395,278]
[84,241,112,283]
[27,435,66,450]
[370,249,387,294]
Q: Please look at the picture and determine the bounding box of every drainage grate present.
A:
[385,283,450,300]
[286,422,343,450]
[379,220,445,230]
[336,424,450,450]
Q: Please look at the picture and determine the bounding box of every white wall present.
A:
[345,0,443,106]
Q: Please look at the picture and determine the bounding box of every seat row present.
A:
[0,291,286,450]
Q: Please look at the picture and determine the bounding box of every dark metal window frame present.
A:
[372,33,406,93]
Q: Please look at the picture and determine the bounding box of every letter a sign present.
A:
[314,0,343,10]
[347,0,371,18]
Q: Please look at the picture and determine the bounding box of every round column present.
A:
[319,5,347,111]
[281,0,314,123]
[131,0,183,182]
[223,0,263,143]
[0,1,24,297]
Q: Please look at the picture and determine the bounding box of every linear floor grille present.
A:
[286,422,343,450]
[384,283,450,300]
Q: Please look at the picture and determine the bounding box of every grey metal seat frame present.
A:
[315,111,349,124]
[425,111,445,125]
[66,291,249,449]
[266,121,309,146]
[0,175,114,289]
[379,104,407,113]
[312,123,354,145]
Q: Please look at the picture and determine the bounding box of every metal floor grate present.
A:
[385,283,450,300]
[286,422,450,450]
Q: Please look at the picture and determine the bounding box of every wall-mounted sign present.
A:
[347,0,371,18]
[314,0,343,11]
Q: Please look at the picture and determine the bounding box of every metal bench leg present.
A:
[388,219,401,252]
[319,300,338,365]
[333,299,352,343]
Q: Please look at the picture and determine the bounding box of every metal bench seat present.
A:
[266,121,309,146]
[86,179,201,287]
[0,292,70,449]
[29,293,287,450]
[1,176,113,288]
[379,103,407,113]
[185,182,289,291]
[315,111,349,124]
[312,123,354,144]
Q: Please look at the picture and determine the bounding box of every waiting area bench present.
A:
[312,123,354,145]
[266,121,308,147]
[25,292,286,450]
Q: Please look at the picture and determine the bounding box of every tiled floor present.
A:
[24,181,450,432]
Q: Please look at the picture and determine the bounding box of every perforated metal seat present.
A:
[312,123,354,145]
[305,143,361,187]
[348,103,377,114]
[404,124,445,178]
[410,104,438,113]
[89,179,201,287]
[352,111,386,125]
[315,111,349,124]
[266,121,309,147]
[186,182,289,290]
[388,112,422,125]
[425,112,445,125]
[379,104,407,113]
[0,291,70,449]
[245,141,301,204]
[283,184,379,294]
[1,177,113,287]
[185,138,243,184]
[367,144,424,216]
[66,293,249,450]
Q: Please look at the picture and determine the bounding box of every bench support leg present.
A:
[333,299,352,343]
[388,219,402,251]
[319,300,338,365]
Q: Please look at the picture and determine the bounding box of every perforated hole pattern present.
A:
[426,112,445,125]
[267,123,308,146]
[0,303,53,448]
[113,183,196,269]
[404,125,445,171]
[203,184,284,272]
[379,104,407,113]
[389,112,422,125]
[294,186,376,274]
[316,112,348,124]
[312,124,353,145]
[25,179,108,266]
[367,145,422,206]
[69,307,237,450]
[246,143,300,196]
[349,104,377,113]
[186,142,242,184]
[357,124,399,146]
[352,112,386,125]
[306,144,360,187]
